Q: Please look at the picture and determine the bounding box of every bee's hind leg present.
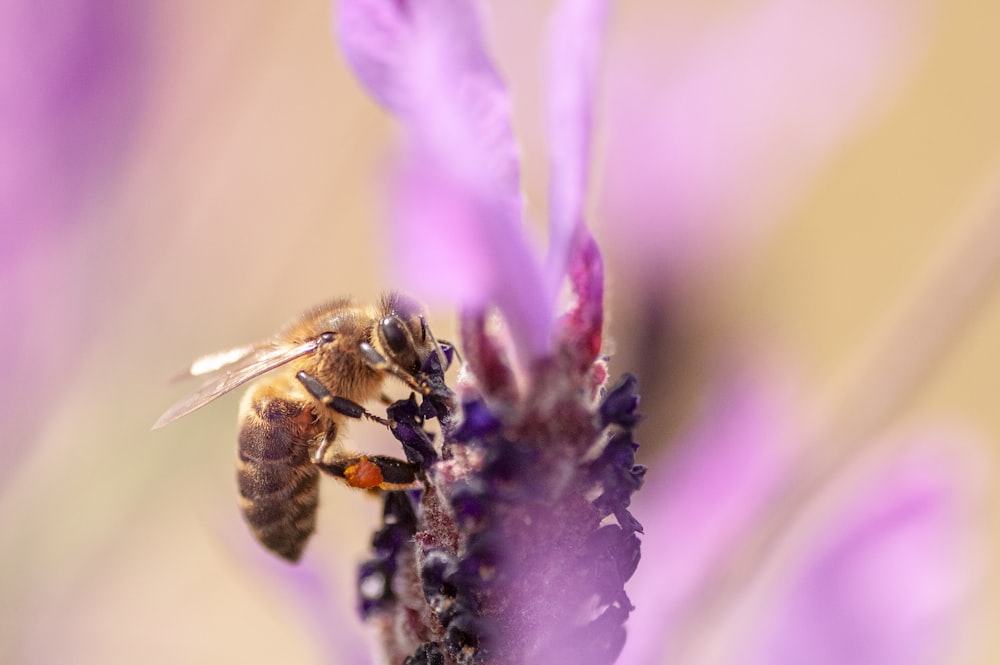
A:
[314,453,419,490]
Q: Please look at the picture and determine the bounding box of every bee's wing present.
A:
[153,339,320,429]
[169,344,258,380]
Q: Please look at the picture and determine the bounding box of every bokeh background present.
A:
[1,0,999,663]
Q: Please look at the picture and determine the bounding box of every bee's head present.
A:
[375,293,436,377]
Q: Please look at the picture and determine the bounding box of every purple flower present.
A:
[337,0,628,663]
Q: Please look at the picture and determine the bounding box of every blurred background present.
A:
[1,0,998,663]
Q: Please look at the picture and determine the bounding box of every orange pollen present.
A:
[345,457,384,489]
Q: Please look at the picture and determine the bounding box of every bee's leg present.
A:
[296,371,389,426]
[312,425,334,466]
[358,342,431,395]
[315,453,419,490]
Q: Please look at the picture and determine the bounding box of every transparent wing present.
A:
[166,344,258,382]
[153,339,320,429]
[187,344,259,377]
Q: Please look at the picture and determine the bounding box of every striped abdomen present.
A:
[236,384,322,562]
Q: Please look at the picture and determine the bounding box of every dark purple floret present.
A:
[452,399,502,440]
[420,344,458,421]
[479,440,540,493]
[592,431,639,474]
[404,642,446,665]
[589,418,646,535]
[438,595,480,629]
[421,342,457,376]
[421,549,459,602]
[613,507,644,536]
[446,477,492,529]
[357,491,418,618]
[616,531,642,582]
[420,547,484,631]
[443,612,484,662]
[358,557,395,618]
[383,488,418,528]
[372,521,409,555]
[387,344,455,465]
[598,373,643,429]
[584,524,642,604]
[453,530,503,589]
[389,395,439,466]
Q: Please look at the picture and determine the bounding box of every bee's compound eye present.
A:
[380,316,411,355]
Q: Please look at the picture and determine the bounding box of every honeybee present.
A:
[154,294,450,562]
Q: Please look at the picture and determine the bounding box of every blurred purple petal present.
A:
[0,0,147,259]
[600,0,929,281]
[622,361,984,665]
[334,0,409,112]
[337,0,522,199]
[389,150,553,359]
[621,364,798,664]
[0,0,148,479]
[403,0,519,200]
[544,0,608,292]
[744,433,983,665]
[338,0,557,357]
[387,156,499,304]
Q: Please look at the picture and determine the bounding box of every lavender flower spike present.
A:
[338,1,631,663]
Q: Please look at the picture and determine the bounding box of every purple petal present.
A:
[334,0,410,112]
[600,0,929,282]
[387,155,501,304]
[338,0,523,211]
[339,0,556,357]
[389,150,553,359]
[544,0,609,292]
[743,432,983,665]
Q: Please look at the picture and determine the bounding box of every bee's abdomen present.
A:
[237,389,321,562]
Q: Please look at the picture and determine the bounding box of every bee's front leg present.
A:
[357,343,431,395]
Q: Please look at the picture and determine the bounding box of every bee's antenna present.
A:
[421,315,451,369]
